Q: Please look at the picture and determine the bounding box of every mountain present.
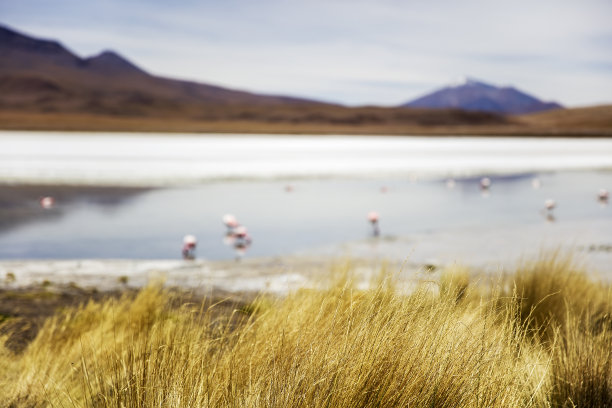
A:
[401,78,563,115]
[0,24,325,117]
[5,25,607,136]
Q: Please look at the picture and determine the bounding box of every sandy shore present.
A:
[0,257,321,294]
[2,221,611,296]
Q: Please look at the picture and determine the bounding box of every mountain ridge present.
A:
[0,24,324,113]
[83,50,147,75]
[402,78,563,114]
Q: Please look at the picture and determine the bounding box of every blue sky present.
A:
[2,0,611,107]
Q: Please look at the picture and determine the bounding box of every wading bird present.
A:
[182,234,197,260]
[40,196,55,209]
[222,214,239,234]
[368,211,380,237]
[543,199,557,222]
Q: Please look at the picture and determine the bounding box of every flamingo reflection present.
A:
[232,226,252,260]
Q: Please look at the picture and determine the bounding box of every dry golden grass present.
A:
[0,255,610,407]
[519,105,612,132]
[550,313,612,407]
[510,252,611,340]
[507,253,612,407]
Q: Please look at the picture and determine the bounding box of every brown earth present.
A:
[0,284,251,354]
[0,285,134,353]
[1,105,610,136]
[517,104,612,134]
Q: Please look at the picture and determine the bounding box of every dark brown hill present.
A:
[0,24,323,117]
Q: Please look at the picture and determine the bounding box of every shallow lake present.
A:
[0,132,611,263]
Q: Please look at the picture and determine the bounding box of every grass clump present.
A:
[549,313,612,407]
[507,253,612,407]
[439,264,471,303]
[4,272,16,284]
[0,254,610,407]
[511,252,611,339]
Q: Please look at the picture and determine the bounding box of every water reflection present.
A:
[0,184,150,232]
[232,226,252,260]
[0,171,609,260]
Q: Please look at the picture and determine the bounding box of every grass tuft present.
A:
[0,254,610,407]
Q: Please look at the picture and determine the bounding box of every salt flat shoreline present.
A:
[0,257,321,294]
[2,224,611,295]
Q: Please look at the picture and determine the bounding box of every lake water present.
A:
[1,132,611,267]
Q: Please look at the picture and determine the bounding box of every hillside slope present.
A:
[402,79,562,114]
[0,24,323,117]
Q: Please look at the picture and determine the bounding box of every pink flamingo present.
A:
[39,196,55,209]
[182,234,197,260]
[368,211,380,237]
[222,214,239,234]
[480,177,491,190]
[543,199,556,222]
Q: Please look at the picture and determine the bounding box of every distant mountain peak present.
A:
[402,78,562,114]
[0,24,146,76]
[94,50,123,59]
[450,77,483,87]
[84,50,145,74]
[449,77,500,90]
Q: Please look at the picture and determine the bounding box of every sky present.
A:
[1,0,611,107]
